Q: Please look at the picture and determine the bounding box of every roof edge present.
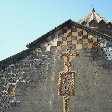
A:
[26,19,72,48]
[0,49,31,70]
[27,19,112,49]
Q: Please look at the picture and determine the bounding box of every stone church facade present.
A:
[0,9,112,112]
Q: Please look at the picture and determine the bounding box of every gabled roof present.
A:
[0,19,112,69]
[79,8,110,24]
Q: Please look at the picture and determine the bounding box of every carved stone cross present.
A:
[58,48,79,112]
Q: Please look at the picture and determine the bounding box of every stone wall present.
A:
[0,46,112,112]
[0,21,112,112]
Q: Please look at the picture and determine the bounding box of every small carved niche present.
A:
[7,84,16,96]
[58,72,75,96]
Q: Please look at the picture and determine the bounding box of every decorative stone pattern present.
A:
[0,20,112,112]
[57,27,97,49]
[58,72,75,96]
[41,26,98,53]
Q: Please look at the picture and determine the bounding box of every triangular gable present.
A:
[27,19,112,51]
[0,19,112,69]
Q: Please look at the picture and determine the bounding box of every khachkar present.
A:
[58,47,79,112]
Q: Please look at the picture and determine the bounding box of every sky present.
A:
[0,0,112,61]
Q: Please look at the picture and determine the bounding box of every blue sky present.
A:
[0,0,112,61]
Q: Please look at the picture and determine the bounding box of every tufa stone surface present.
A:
[0,20,112,112]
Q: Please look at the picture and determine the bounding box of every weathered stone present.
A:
[0,10,112,112]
